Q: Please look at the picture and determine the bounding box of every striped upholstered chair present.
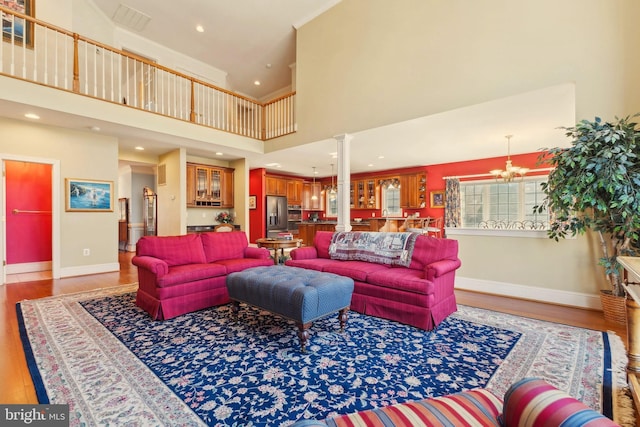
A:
[291,378,619,427]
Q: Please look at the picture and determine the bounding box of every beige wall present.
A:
[0,117,119,276]
[270,0,640,307]
[157,149,186,236]
[268,0,640,153]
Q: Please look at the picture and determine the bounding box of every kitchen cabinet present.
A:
[266,176,287,196]
[302,182,322,210]
[221,168,234,208]
[400,173,426,208]
[353,178,379,209]
[186,162,234,207]
[287,179,303,205]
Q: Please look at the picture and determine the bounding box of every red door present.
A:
[5,160,52,266]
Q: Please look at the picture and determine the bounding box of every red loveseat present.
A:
[132,231,273,320]
[285,231,461,330]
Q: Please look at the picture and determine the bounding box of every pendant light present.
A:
[311,166,318,200]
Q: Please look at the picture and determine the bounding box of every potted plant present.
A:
[535,115,640,322]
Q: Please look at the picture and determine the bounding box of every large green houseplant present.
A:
[535,115,640,301]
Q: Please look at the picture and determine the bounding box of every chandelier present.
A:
[489,135,529,182]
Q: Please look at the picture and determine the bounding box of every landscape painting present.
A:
[66,179,113,212]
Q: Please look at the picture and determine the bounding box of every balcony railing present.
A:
[0,6,295,141]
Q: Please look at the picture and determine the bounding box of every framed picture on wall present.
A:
[2,0,35,48]
[248,195,257,209]
[430,190,445,208]
[66,178,114,212]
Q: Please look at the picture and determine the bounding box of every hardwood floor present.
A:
[0,252,628,404]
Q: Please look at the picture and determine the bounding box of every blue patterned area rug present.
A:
[17,284,632,426]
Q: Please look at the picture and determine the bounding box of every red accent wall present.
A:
[249,168,266,243]
[5,161,52,264]
[249,151,548,233]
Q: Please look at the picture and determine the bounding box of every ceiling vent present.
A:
[112,4,151,32]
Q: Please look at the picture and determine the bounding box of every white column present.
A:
[334,133,352,232]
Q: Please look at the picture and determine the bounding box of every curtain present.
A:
[445,178,460,228]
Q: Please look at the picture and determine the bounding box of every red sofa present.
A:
[132,231,273,320]
[285,231,461,330]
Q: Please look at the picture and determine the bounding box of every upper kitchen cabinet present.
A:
[187,162,234,208]
[287,179,304,206]
[266,175,287,196]
[303,182,322,210]
[400,173,427,208]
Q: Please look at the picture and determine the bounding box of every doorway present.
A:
[2,156,60,284]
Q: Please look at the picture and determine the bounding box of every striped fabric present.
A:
[325,389,503,427]
[501,378,620,427]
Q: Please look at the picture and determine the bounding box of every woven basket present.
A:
[600,290,627,325]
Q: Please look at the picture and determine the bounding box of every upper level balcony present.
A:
[0,6,296,142]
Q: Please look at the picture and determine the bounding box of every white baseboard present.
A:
[455,276,602,311]
[59,262,120,278]
[6,261,52,274]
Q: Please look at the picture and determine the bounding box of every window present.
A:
[382,185,402,216]
[460,177,549,229]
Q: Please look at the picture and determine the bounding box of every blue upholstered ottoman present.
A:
[226,266,354,352]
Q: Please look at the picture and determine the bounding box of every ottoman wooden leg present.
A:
[230,300,240,319]
[297,322,311,353]
[338,308,349,332]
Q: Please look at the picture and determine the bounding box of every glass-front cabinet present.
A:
[352,178,379,209]
[187,162,234,208]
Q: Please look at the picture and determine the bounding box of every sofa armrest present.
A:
[289,246,318,260]
[245,246,271,259]
[502,378,618,427]
[132,255,169,277]
[425,259,461,280]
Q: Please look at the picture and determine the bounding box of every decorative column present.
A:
[334,133,352,232]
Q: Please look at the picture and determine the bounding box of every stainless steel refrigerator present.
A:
[266,195,288,238]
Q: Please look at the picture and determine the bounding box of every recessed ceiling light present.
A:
[216,152,223,156]
[265,162,280,167]
[254,80,261,86]
[24,113,40,119]
[378,155,385,159]
[330,152,338,158]
[265,63,272,69]
[135,146,144,151]
[368,164,374,167]
[90,125,101,132]
[196,25,204,33]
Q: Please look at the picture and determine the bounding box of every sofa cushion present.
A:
[200,231,249,263]
[286,258,336,271]
[136,234,207,267]
[366,268,434,295]
[156,263,227,287]
[214,257,274,274]
[324,389,502,427]
[322,260,389,282]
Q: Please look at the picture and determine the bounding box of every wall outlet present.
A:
[83,248,90,256]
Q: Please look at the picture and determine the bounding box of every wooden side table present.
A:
[256,238,302,265]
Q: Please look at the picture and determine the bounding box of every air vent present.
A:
[157,164,166,186]
[112,4,151,32]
